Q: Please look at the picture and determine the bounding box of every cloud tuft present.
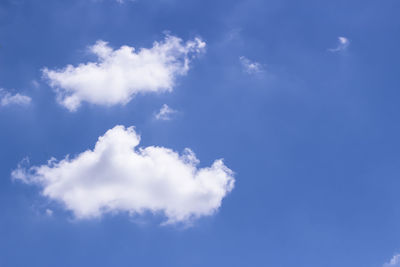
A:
[155,104,177,120]
[43,35,206,111]
[0,89,31,107]
[329,36,350,52]
[12,125,234,224]
[239,56,263,74]
[384,254,400,267]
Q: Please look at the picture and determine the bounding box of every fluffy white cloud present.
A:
[155,104,177,120]
[42,35,206,111]
[12,125,234,224]
[0,89,31,107]
[384,254,400,267]
[239,56,263,74]
[329,36,350,52]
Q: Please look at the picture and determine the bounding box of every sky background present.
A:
[1,0,400,266]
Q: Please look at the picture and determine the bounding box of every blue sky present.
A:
[1,0,400,266]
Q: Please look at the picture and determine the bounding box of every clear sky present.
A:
[1,0,400,266]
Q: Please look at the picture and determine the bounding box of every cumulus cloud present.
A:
[42,35,206,111]
[12,125,234,224]
[239,56,263,74]
[155,104,177,120]
[329,36,350,52]
[0,89,31,107]
[384,254,400,267]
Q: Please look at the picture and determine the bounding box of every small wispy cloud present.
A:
[31,80,40,89]
[383,254,400,267]
[225,28,242,42]
[155,104,177,121]
[45,209,53,216]
[94,0,135,3]
[0,89,31,107]
[329,36,350,52]
[239,56,264,74]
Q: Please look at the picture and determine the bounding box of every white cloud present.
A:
[155,104,177,120]
[0,89,31,107]
[239,56,263,74]
[43,35,206,111]
[384,254,400,267]
[329,36,350,52]
[12,125,234,224]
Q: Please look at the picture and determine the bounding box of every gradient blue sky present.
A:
[1,0,400,266]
